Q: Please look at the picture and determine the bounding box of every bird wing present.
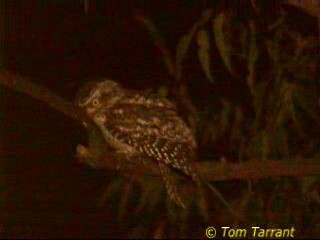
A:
[103,94,198,180]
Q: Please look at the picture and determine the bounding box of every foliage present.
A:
[1,1,319,238]
[96,3,319,238]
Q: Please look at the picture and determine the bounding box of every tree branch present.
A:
[0,70,89,125]
[1,70,319,182]
[93,152,320,182]
[194,158,320,181]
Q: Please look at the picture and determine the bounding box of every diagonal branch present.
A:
[0,70,89,125]
[1,70,319,182]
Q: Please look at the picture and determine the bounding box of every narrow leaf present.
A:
[134,14,175,76]
[98,177,123,207]
[198,188,210,221]
[294,86,320,123]
[117,182,132,221]
[213,12,234,75]
[197,29,214,82]
[175,9,213,80]
[247,20,258,92]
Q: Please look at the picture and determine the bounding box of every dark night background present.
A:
[0,0,319,238]
[1,1,210,238]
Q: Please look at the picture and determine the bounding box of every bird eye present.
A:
[92,98,100,106]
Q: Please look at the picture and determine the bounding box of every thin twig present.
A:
[133,12,176,77]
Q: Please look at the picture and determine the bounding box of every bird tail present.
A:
[158,161,186,208]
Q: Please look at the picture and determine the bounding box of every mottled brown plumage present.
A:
[76,80,199,207]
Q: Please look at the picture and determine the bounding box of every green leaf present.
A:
[196,29,214,82]
[220,99,232,131]
[282,83,308,139]
[302,176,318,194]
[178,208,189,238]
[152,221,166,239]
[262,132,270,160]
[136,179,161,213]
[98,177,124,207]
[230,106,243,141]
[247,21,258,91]
[293,85,320,123]
[127,223,148,239]
[135,14,175,76]
[175,9,213,80]
[157,86,168,98]
[238,23,249,59]
[80,0,89,14]
[197,189,210,221]
[253,81,268,130]
[166,196,179,223]
[117,182,132,221]
[176,35,192,77]
[213,12,234,75]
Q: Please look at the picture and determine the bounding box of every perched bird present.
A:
[75,80,199,208]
